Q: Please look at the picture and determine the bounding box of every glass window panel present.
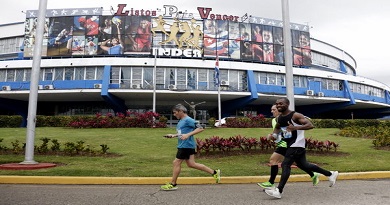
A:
[24,69,31,81]
[132,67,142,86]
[276,74,285,86]
[258,72,267,84]
[143,67,153,88]
[167,68,175,86]
[110,67,120,83]
[74,67,84,80]
[96,67,104,80]
[54,68,64,80]
[187,69,196,90]
[156,68,165,85]
[121,67,131,80]
[268,73,276,85]
[85,67,95,80]
[177,68,186,89]
[15,69,24,81]
[229,70,238,90]
[44,68,53,81]
[6,70,15,82]
[65,68,74,80]
[0,70,6,82]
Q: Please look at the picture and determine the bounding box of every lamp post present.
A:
[282,0,295,110]
[21,0,48,164]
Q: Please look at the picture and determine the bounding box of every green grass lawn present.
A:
[0,127,389,177]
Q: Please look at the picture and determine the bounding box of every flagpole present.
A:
[215,56,222,126]
[218,83,221,126]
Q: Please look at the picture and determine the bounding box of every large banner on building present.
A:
[24,5,311,66]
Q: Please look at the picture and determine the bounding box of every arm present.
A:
[287,112,314,132]
[116,23,124,46]
[179,126,204,140]
[99,39,111,51]
[269,122,281,140]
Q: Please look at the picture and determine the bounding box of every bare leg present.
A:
[185,155,214,174]
[171,158,183,184]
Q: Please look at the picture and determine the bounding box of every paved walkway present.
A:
[1,171,390,184]
[1,179,390,205]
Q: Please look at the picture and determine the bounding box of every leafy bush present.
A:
[196,135,338,156]
[225,114,270,128]
[0,138,112,156]
[208,117,216,127]
[338,126,390,148]
[0,115,23,127]
[68,111,166,128]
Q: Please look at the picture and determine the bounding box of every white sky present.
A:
[2,0,390,86]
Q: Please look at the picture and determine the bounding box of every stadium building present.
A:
[0,5,389,126]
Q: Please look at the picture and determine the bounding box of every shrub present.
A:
[225,114,270,128]
[208,117,216,127]
[338,125,390,148]
[68,111,167,128]
[196,135,338,155]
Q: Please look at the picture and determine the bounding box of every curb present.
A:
[1,171,390,185]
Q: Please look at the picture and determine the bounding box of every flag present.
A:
[214,57,220,86]
[241,13,248,22]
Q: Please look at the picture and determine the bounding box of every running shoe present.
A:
[160,183,178,191]
[312,172,320,186]
[328,171,339,187]
[265,187,282,199]
[213,169,221,183]
[257,181,275,189]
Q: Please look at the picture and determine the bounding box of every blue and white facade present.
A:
[0,5,389,126]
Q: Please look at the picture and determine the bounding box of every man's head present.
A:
[275,97,290,113]
[172,104,187,119]
[271,104,279,118]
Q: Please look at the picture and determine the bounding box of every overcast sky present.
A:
[2,0,390,86]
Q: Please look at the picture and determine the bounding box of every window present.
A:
[0,70,6,82]
[143,67,153,88]
[131,67,142,87]
[74,67,84,80]
[65,68,74,80]
[15,69,24,81]
[54,68,64,80]
[85,67,95,80]
[44,69,53,81]
[6,70,15,82]
[176,68,186,89]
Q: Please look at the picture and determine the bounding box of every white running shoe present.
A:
[265,187,282,199]
[328,171,339,187]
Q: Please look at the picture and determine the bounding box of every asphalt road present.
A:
[1,179,389,205]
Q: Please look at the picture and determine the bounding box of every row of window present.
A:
[0,66,384,97]
[111,66,248,91]
[0,66,104,81]
[0,37,23,54]
[349,82,384,97]
[255,72,308,88]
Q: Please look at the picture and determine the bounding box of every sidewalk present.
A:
[1,171,390,185]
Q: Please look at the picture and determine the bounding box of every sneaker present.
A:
[160,183,178,191]
[328,171,339,187]
[257,181,275,189]
[265,187,282,199]
[213,169,221,183]
[311,172,320,186]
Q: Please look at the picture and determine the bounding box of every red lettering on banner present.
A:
[197,7,212,19]
[114,4,156,16]
[115,4,129,16]
[197,7,239,22]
